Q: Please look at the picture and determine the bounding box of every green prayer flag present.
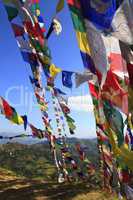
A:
[67,121,76,130]
[66,115,75,123]
[103,101,124,147]
[3,0,12,4]
[11,110,23,125]
[5,6,18,21]
[69,6,86,33]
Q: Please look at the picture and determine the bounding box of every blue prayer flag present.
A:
[62,71,73,88]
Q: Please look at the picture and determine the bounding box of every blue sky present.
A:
[0,1,96,138]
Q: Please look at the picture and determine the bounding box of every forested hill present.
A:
[0,138,99,179]
[0,139,119,200]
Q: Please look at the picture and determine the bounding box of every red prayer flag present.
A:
[11,23,25,37]
[67,0,80,8]
[89,83,99,99]
[102,70,128,114]
[127,63,133,87]
[2,98,13,118]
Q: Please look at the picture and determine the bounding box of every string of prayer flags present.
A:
[52,93,62,136]
[65,115,76,134]
[3,0,63,175]
[67,0,129,191]
[60,103,76,135]
[0,97,47,140]
[54,87,76,135]
[50,88,82,178]
[3,0,56,143]
[2,0,91,181]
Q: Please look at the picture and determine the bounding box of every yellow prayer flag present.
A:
[76,31,91,55]
[56,0,64,13]
[108,127,133,170]
[49,64,61,77]
[11,114,24,125]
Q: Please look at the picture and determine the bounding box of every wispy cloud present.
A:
[68,95,93,112]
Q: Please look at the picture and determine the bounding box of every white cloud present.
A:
[68,95,93,112]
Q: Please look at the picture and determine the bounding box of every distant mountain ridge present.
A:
[0,132,46,144]
[0,132,97,145]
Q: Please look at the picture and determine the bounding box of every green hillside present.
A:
[0,138,99,179]
[0,142,56,179]
[0,139,120,200]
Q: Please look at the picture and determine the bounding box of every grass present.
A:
[0,167,119,200]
